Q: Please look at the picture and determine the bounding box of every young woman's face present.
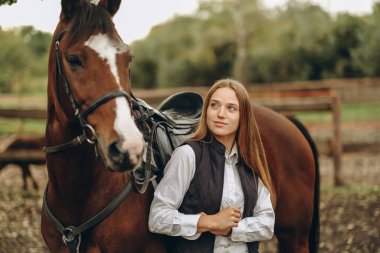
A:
[206,87,240,142]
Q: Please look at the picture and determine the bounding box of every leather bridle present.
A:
[42,31,137,253]
[43,30,133,154]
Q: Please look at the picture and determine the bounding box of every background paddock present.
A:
[0,79,379,252]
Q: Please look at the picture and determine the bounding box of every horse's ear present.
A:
[61,0,85,20]
[98,0,122,17]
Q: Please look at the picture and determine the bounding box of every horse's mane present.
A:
[66,3,115,45]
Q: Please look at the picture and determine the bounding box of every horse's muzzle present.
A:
[107,140,143,172]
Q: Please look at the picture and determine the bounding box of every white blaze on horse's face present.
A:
[85,33,128,86]
[84,33,143,169]
[89,0,101,5]
[114,97,144,166]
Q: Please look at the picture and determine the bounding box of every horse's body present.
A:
[254,105,319,253]
[41,1,318,253]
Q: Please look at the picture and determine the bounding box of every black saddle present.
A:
[132,92,203,193]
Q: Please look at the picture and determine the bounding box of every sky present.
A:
[0,0,377,44]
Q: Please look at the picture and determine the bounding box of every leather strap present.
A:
[43,134,88,154]
[82,90,130,119]
[43,181,133,251]
[133,121,161,193]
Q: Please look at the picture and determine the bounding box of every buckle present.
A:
[83,124,97,144]
[62,227,76,244]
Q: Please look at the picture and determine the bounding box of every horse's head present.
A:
[46,0,144,172]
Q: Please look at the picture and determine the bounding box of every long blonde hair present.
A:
[191,79,275,206]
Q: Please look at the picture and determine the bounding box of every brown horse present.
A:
[41,0,165,252]
[41,1,319,253]
[254,107,319,253]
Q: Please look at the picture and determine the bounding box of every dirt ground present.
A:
[0,123,379,253]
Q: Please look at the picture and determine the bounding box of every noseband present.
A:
[43,31,133,154]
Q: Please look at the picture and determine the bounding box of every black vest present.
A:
[166,139,259,253]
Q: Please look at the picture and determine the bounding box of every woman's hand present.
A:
[197,206,241,235]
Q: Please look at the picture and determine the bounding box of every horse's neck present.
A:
[45,136,130,209]
[45,116,101,196]
[44,90,132,213]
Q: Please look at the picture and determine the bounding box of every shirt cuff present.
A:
[174,213,202,240]
[230,226,245,241]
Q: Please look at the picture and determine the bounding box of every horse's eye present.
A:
[67,55,83,69]
[129,55,134,63]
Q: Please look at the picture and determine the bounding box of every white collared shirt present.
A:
[149,144,275,253]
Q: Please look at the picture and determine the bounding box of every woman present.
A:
[149,79,275,253]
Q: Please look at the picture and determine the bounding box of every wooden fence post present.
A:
[331,95,343,186]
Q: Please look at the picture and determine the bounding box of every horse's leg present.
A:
[276,232,310,253]
[273,163,317,253]
[0,162,6,172]
[20,163,29,190]
[274,194,313,253]
[21,163,39,190]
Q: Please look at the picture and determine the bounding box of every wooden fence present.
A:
[253,90,343,186]
[0,87,343,186]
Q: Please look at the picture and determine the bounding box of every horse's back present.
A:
[254,104,314,173]
[253,104,318,252]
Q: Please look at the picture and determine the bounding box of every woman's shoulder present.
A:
[171,144,196,160]
[182,139,203,152]
[166,144,196,173]
[176,143,195,153]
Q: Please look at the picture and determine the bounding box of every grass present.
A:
[321,184,380,195]
[0,118,45,136]
[296,102,380,124]
[321,184,380,201]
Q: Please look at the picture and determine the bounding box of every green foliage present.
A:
[351,3,380,77]
[0,26,51,93]
[2,0,380,91]
[332,14,364,77]
[249,3,336,82]
[0,0,17,5]
[130,0,380,88]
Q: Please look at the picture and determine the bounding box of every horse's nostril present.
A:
[107,140,142,171]
[108,141,124,163]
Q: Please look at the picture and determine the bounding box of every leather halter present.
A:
[43,30,132,154]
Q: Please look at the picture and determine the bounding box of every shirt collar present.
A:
[225,142,238,160]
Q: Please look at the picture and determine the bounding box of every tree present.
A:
[130,0,378,87]
[332,13,364,77]
[0,26,51,93]
[0,28,32,92]
[0,0,17,5]
[352,3,380,77]
[248,2,335,82]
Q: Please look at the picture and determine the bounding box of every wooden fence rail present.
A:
[0,108,46,119]
[0,88,343,186]
[256,95,343,186]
